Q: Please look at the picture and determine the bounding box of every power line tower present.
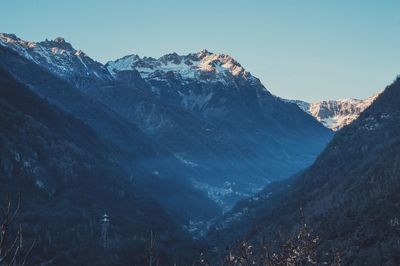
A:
[147,230,157,266]
[100,213,110,249]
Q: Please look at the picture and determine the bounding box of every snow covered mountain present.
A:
[106,50,252,83]
[285,93,380,131]
[106,50,262,117]
[0,33,112,90]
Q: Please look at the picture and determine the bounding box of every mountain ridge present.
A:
[282,92,381,130]
[0,33,112,88]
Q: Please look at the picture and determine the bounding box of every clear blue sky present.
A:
[1,0,400,101]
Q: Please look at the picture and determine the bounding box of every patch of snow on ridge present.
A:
[174,153,199,167]
[106,54,140,75]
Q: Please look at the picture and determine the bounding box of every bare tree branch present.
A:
[0,194,34,266]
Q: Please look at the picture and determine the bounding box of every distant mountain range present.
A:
[283,93,381,131]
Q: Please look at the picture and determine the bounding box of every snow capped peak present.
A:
[0,33,73,52]
[0,33,36,50]
[106,50,252,84]
[284,92,382,131]
[105,50,265,118]
[0,33,23,43]
[0,33,112,84]
[196,52,247,77]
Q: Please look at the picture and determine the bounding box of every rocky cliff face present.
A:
[286,93,380,131]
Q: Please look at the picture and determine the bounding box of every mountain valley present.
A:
[0,31,398,265]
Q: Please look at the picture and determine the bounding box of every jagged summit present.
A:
[106,49,252,83]
[0,33,112,84]
[0,33,74,51]
[39,36,74,51]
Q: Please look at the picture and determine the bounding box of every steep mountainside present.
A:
[209,77,400,265]
[0,68,202,265]
[0,42,220,223]
[285,93,380,131]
